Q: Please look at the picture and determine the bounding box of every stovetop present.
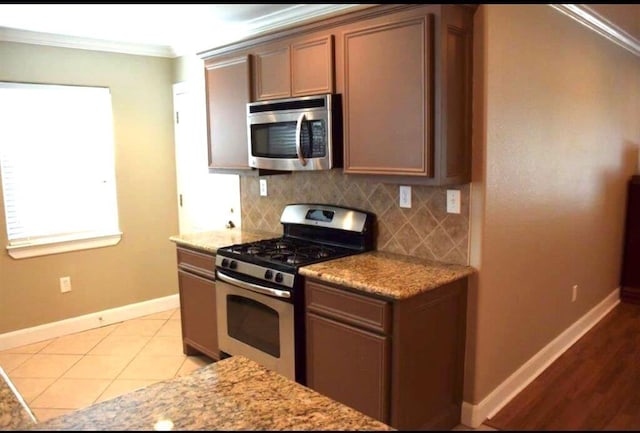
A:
[215,204,376,290]
[217,236,356,270]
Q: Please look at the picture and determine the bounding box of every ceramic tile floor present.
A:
[1,308,496,430]
[0,308,213,423]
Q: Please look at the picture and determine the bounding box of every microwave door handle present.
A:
[295,112,308,166]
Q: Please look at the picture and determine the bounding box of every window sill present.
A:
[6,232,122,259]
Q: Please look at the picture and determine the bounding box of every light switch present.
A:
[259,179,267,197]
[399,185,411,208]
[446,190,461,214]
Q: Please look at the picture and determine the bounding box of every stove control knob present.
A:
[229,260,238,270]
[221,258,229,268]
[275,273,283,283]
[264,270,273,280]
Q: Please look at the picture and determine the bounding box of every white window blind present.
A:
[0,82,121,258]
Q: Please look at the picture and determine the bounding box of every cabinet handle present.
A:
[295,112,307,167]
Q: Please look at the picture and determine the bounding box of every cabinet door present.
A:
[254,44,291,101]
[178,269,219,360]
[205,55,252,170]
[291,35,334,97]
[342,15,433,176]
[622,176,640,303]
[306,312,390,423]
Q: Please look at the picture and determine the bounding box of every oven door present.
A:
[215,270,295,380]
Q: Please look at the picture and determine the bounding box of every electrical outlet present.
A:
[60,276,72,293]
[446,190,461,214]
[572,284,578,302]
[399,186,411,208]
[259,179,267,197]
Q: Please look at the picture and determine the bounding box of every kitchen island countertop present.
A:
[29,355,393,431]
[0,366,37,430]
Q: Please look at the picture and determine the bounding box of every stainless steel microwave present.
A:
[247,94,342,171]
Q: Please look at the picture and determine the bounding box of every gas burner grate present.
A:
[222,237,350,268]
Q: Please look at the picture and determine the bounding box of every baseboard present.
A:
[0,294,180,351]
[460,287,620,428]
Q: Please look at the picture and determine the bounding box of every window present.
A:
[0,82,121,259]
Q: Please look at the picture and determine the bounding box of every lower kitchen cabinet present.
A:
[306,313,391,422]
[176,246,220,360]
[305,276,467,431]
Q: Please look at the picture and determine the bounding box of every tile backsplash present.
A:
[240,170,469,265]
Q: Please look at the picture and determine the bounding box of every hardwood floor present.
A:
[485,301,640,430]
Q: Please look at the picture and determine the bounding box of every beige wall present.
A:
[467,4,640,403]
[173,54,203,85]
[0,42,179,334]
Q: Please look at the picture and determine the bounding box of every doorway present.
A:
[172,82,240,234]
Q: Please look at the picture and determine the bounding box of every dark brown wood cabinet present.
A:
[198,5,475,183]
[306,280,392,422]
[253,43,290,101]
[291,35,335,97]
[253,34,335,101]
[304,276,468,430]
[621,175,640,303]
[339,4,474,184]
[176,246,220,360]
[204,54,252,171]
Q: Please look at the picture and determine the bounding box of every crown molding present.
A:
[245,4,367,36]
[0,4,367,59]
[186,4,369,58]
[2,5,638,59]
[0,26,175,58]
[550,4,640,58]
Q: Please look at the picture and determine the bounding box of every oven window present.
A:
[226,295,280,358]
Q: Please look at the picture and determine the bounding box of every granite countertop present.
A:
[0,366,37,430]
[170,230,474,300]
[299,250,475,300]
[169,228,278,254]
[30,356,393,431]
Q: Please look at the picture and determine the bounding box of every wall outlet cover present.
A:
[259,179,267,197]
[60,276,72,293]
[446,190,461,214]
[399,185,411,208]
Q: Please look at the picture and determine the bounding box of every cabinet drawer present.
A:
[305,280,391,334]
[177,247,216,280]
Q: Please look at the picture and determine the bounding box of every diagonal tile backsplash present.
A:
[240,170,469,265]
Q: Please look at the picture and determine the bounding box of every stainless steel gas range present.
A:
[215,203,375,384]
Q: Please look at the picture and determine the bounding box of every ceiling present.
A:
[0,4,638,58]
[0,4,367,57]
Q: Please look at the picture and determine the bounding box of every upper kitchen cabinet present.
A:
[198,4,475,182]
[253,34,335,101]
[204,54,252,171]
[337,4,474,185]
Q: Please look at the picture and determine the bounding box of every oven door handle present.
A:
[216,270,291,299]
[295,112,308,167]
